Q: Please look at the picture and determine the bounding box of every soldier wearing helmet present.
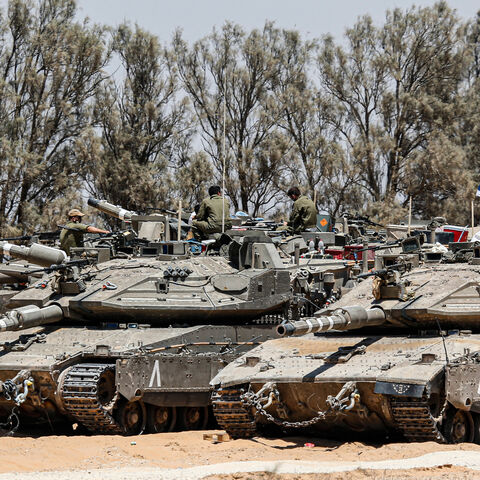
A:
[60,208,110,255]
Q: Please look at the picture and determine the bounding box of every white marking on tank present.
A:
[0,320,7,331]
[327,317,334,330]
[149,359,161,387]
[305,319,313,334]
[2,243,12,254]
[118,208,128,220]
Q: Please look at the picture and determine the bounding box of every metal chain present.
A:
[240,390,330,429]
[240,381,360,430]
[0,407,20,436]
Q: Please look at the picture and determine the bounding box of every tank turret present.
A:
[0,241,66,267]
[88,197,171,242]
[0,233,299,435]
[276,306,386,337]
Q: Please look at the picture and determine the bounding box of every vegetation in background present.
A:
[0,0,478,233]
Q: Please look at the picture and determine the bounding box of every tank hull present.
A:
[212,332,480,442]
[0,323,277,434]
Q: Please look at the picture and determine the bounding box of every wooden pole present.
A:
[407,196,412,235]
[177,200,182,241]
[313,190,317,206]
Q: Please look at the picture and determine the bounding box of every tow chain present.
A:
[2,371,34,406]
[0,407,20,435]
[240,381,360,429]
[0,371,34,436]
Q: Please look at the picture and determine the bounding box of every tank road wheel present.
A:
[178,406,208,431]
[146,405,177,433]
[115,400,146,435]
[443,409,474,443]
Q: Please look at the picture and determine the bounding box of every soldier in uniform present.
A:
[191,186,232,240]
[286,187,317,234]
[60,209,110,255]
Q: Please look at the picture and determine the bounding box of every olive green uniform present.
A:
[59,222,89,255]
[287,195,317,234]
[192,194,232,239]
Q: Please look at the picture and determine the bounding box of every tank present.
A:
[211,257,480,444]
[0,210,304,436]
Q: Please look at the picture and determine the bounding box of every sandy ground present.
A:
[1,431,480,479]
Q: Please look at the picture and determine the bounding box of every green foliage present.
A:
[0,0,108,232]
[1,0,480,233]
[82,23,193,217]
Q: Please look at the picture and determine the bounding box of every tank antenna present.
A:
[221,71,227,234]
[435,317,449,364]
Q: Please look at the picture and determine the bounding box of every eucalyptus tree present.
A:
[83,23,193,214]
[0,0,109,231]
[273,31,360,218]
[318,2,469,220]
[173,22,289,216]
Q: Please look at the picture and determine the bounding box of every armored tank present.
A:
[211,256,480,444]
[0,223,299,435]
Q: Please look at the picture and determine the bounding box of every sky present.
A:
[74,0,480,44]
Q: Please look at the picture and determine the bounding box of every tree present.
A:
[82,23,193,215]
[173,22,289,216]
[318,2,468,220]
[0,0,108,231]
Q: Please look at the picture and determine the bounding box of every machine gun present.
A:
[277,305,386,337]
[24,258,92,275]
[356,262,411,280]
[341,212,385,229]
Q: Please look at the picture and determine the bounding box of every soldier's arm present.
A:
[87,226,110,234]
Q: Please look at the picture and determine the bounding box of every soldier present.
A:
[60,209,110,255]
[191,186,232,240]
[286,187,317,234]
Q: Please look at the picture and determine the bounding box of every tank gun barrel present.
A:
[0,242,66,268]
[0,304,63,332]
[87,198,135,222]
[277,306,386,337]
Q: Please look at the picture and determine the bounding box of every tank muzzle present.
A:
[277,306,386,337]
[0,304,63,332]
[0,242,67,267]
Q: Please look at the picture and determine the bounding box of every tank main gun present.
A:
[0,304,63,332]
[0,242,66,268]
[276,306,386,337]
[87,198,135,222]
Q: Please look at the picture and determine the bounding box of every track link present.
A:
[212,387,256,438]
[390,396,446,443]
[61,363,124,434]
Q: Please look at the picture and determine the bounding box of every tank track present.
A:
[389,396,446,443]
[61,363,124,434]
[212,387,256,438]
